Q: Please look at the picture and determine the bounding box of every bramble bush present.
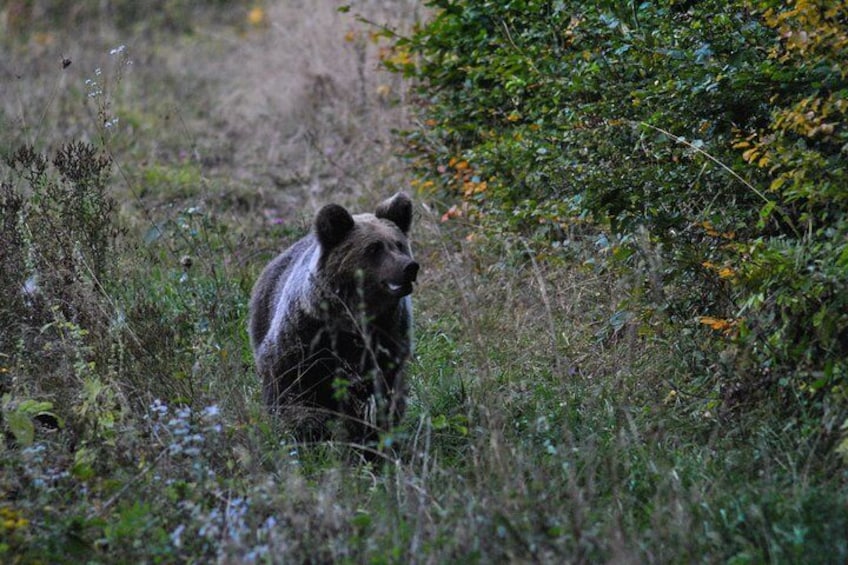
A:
[391,0,848,427]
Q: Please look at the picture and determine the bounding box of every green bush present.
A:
[728,2,848,412]
[394,0,848,421]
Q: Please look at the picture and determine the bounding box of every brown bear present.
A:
[249,192,419,444]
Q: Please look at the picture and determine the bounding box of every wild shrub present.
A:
[393,0,848,421]
[2,142,116,353]
[0,181,26,355]
[0,142,125,449]
[723,2,848,417]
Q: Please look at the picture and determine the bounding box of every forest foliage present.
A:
[391,0,848,426]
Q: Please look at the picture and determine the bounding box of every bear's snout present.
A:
[384,259,419,297]
[404,261,420,283]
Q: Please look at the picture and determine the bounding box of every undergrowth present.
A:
[0,1,845,563]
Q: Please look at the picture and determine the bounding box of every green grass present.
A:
[1,1,846,563]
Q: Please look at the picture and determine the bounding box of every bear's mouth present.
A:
[384,281,414,297]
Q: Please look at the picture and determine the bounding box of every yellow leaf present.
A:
[769,176,786,191]
[742,148,759,163]
[247,7,266,26]
[698,316,730,331]
[701,221,720,237]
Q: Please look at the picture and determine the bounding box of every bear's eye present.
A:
[365,242,383,257]
[395,241,406,253]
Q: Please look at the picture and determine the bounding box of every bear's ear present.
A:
[315,203,355,249]
[375,192,413,234]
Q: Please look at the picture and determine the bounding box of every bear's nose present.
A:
[404,261,420,282]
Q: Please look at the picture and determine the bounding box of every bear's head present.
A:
[314,192,419,314]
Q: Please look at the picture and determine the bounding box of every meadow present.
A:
[1,1,846,563]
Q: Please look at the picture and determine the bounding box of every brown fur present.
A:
[249,193,419,443]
